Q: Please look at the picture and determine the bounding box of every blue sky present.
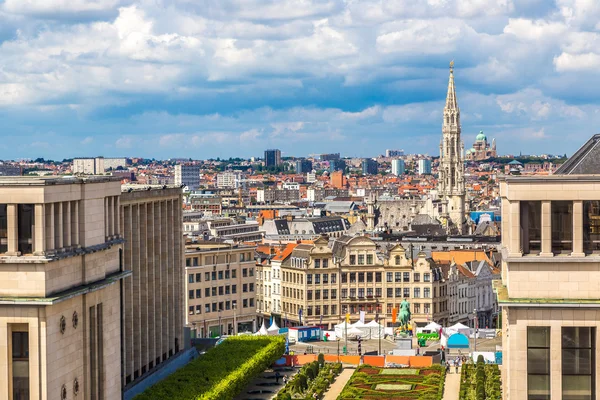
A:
[0,0,599,160]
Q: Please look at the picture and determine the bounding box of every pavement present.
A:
[442,366,461,400]
[323,368,355,400]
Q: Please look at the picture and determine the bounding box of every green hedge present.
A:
[416,332,440,341]
[459,362,502,400]
[135,336,285,400]
[275,359,342,400]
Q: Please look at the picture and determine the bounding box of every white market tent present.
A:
[351,321,370,337]
[448,322,470,331]
[255,321,269,336]
[423,322,442,332]
[366,320,384,339]
[348,326,363,339]
[267,321,280,335]
[334,321,352,339]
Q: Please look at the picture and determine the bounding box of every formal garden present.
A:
[274,354,343,400]
[458,355,502,400]
[337,364,445,400]
[134,336,285,400]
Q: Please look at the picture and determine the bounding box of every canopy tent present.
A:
[423,322,442,332]
[447,333,470,349]
[334,321,352,339]
[267,321,280,335]
[366,320,384,339]
[351,321,370,337]
[449,322,470,331]
[348,326,363,339]
[254,321,269,336]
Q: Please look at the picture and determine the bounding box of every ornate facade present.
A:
[466,131,497,161]
[438,62,466,234]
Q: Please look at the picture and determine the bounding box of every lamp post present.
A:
[473,308,478,352]
[233,303,237,336]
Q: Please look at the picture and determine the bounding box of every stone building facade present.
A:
[496,174,600,399]
[185,242,257,337]
[271,236,449,329]
[119,186,184,386]
[0,176,128,400]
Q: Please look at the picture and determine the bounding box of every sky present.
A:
[1,0,600,160]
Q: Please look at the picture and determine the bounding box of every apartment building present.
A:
[174,164,201,190]
[216,171,242,188]
[259,236,448,330]
[73,157,128,174]
[496,137,600,399]
[119,186,184,387]
[185,242,257,337]
[0,176,127,400]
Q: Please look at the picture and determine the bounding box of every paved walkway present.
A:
[323,368,355,400]
[442,367,461,400]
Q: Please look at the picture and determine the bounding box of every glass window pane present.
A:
[562,375,592,400]
[551,201,573,254]
[528,375,550,400]
[563,327,593,348]
[583,200,600,253]
[521,201,542,254]
[527,349,550,374]
[528,327,551,347]
[562,349,592,375]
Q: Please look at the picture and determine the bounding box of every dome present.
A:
[476,130,487,141]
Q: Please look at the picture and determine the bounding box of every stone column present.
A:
[64,201,71,248]
[540,201,552,257]
[72,201,79,247]
[34,204,46,255]
[47,203,55,251]
[107,196,114,239]
[508,201,521,257]
[56,202,64,250]
[6,204,18,255]
[114,196,120,238]
[572,200,584,256]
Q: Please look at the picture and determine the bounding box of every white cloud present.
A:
[115,136,133,148]
[554,52,600,72]
[81,136,94,145]
[239,128,262,142]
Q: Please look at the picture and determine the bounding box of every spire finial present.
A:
[449,60,454,72]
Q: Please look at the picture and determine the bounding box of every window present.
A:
[424,273,431,282]
[528,327,550,400]
[584,201,600,254]
[307,274,313,284]
[196,289,202,298]
[211,287,217,296]
[323,289,329,299]
[341,273,347,283]
[218,287,223,296]
[225,270,230,279]
[323,274,329,284]
[307,290,313,300]
[375,272,382,282]
[341,289,347,298]
[331,273,337,283]
[350,255,356,264]
[249,268,254,277]
[414,288,420,298]
[552,201,573,254]
[243,268,248,277]
[211,271,216,280]
[387,272,393,282]
[358,273,365,283]
[315,274,320,284]
[212,303,217,312]
[395,272,401,282]
[232,269,237,278]
[205,304,210,313]
[188,290,194,299]
[249,283,254,292]
[562,327,595,399]
[186,258,191,267]
[218,271,223,280]
[17,204,34,254]
[196,305,201,314]
[193,257,199,266]
[367,254,373,264]
[331,305,337,315]
[404,288,410,298]
[358,255,365,264]
[424,303,430,314]
[350,288,356,297]
[188,275,194,284]
[323,305,328,315]
[196,273,201,282]
[225,301,231,310]
[403,272,410,282]
[387,288,393,297]
[243,299,248,308]
[521,201,542,255]
[232,285,237,294]
[395,288,401,297]
[414,273,420,282]
[358,288,365,298]
[0,205,8,253]
[205,288,210,297]
[331,289,337,299]
[189,306,194,315]
[249,298,254,307]
[367,288,373,297]
[315,259,320,268]
[395,255,400,265]
[414,303,420,314]
[323,259,329,268]
[225,285,230,295]
[350,273,356,283]
[315,290,321,300]
[424,288,430,298]
[12,331,29,399]
[205,272,210,281]
[367,272,373,283]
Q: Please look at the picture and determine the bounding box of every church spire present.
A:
[445,61,459,112]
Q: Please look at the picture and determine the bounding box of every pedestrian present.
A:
[275,371,281,383]
[282,375,287,385]
[455,361,459,374]
[445,361,450,374]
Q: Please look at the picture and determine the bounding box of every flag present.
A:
[359,310,365,323]
[270,315,273,326]
[299,308,303,325]
[345,313,350,324]
[320,314,323,325]
[392,307,398,324]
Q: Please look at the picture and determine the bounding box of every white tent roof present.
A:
[334,321,351,329]
[366,320,383,327]
[255,321,269,336]
[424,322,442,331]
[348,326,363,335]
[267,321,280,332]
[352,321,368,328]
[449,322,470,330]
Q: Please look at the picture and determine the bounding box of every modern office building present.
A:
[362,159,378,175]
[216,171,242,189]
[185,242,257,337]
[496,135,600,399]
[73,157,128,174]
[0,176,128,400]
[320,153,340,161]
[295,160,313,174]
[119,185,184,387]
[264,149,282,168]
[329,159,346,173]
[391,159,405,176]
[418,159,432,175]
[174,164,201,190]
[386,149,404,158]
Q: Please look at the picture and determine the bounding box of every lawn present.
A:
[338,364,445,400]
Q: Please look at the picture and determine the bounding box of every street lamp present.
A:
[473,308,478,352]
[233,302,238,336]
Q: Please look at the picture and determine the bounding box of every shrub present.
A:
[476,355,485,365]
[318,353,325,367]
[134,336,285,400]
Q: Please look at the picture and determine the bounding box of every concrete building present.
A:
[174,164,201,190]
[320,153,340,161]
[418,159,432,175]
[391,159,405,176]
[119,186,184,386]
[0,163,21,176]
[263,236,448,330]
[185,242,257,337]
[257,188,300,204]
[329,159,346,173]
[386,149,404,158]
[496,169,600,399]
[0,176,128,400]
[216,171,242,189]
[437,62,466,233]
[73,157,128,174]
[264,149,281,168]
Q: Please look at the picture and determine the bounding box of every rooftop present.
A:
[0,175,121,186]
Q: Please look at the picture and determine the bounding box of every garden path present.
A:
[443,366,461,400]
[323,368,354,400]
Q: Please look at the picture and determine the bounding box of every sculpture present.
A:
[399,299,411,328]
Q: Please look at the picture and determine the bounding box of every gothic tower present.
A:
[438,61,466,233]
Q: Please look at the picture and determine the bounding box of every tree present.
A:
[317,353,325,368]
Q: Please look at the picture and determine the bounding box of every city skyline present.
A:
[1,1,599,159]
